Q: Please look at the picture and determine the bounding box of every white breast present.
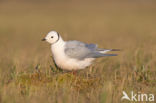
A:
[51,41,95,71]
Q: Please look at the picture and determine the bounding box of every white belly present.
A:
[51,41,95,71]
[54,56,94,71]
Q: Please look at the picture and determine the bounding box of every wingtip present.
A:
[105,54,118,56]
[112,54,118,56]
[111,49,121,51]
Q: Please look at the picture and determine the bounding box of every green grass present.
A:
[0,1,156,103]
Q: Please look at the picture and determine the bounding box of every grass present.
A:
[0,0,156,103]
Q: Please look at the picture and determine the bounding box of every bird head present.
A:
[42,31,60,44]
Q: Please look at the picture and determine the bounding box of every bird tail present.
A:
[87,49,120,58]
[96,49,120,57]
[98,49,120,54]
[100,54,117,56]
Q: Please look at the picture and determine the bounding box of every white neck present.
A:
[51,36,65,57]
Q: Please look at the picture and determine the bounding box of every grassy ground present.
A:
[0,1,156,103]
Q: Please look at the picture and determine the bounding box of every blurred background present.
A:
[0,0,156,103]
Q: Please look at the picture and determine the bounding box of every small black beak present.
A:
[42,38,46,41]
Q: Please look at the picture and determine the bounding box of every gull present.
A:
[42,31,119,71]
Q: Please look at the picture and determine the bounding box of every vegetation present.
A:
[0,1,156,103]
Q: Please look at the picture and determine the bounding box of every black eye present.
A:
[51,36,53,38]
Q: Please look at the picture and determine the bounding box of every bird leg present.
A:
[71,70,77,75]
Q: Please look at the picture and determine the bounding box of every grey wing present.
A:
[64,40,117,60]
[86,52,117,58]
[64,41,93,60]
[85,43,98,50]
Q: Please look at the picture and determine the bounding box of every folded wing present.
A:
[64,40,117,60]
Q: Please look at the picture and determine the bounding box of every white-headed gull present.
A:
[42,31,119,71]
